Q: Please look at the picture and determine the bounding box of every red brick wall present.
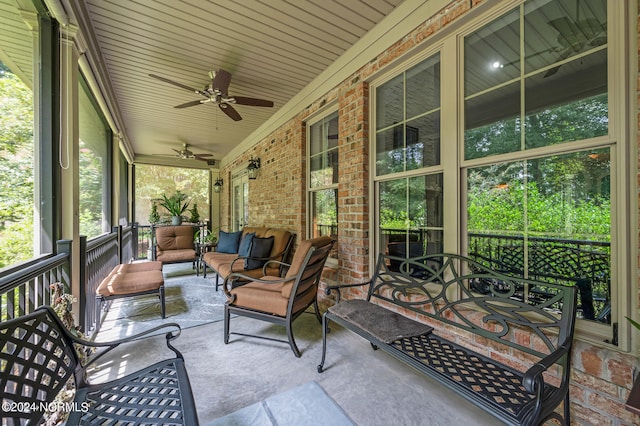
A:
[218,1,640,423]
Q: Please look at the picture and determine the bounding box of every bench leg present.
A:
[159,286,166,319]
[317,313,330,373]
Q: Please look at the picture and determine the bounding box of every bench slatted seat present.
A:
[0,306,199,425]
[318,253,577,426]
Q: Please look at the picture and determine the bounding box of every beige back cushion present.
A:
[284,236,333,279]
[156,226,194,251]
[242,227,292,259]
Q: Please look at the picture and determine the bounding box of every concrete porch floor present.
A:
[88,307,502,425]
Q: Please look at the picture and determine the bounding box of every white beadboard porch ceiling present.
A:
[75,0,406,168]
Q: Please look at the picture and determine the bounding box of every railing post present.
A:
[56,239,73,292]
[78,236,87,332]
[133,222,139,260]
[114,225,122,263]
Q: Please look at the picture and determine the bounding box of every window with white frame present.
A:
[308,111,338,256]
[463,0,612,330]
[372,0,627,344]
[374,53,444,260]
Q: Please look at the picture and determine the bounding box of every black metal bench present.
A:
[318,253,577,426]
[0,306,199,425]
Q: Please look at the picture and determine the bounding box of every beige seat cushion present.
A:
[111,261,162,274]
[97,270,164,296]
[156,248,196,263]
[229,277,289,316]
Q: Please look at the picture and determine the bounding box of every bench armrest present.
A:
[63,321,183,386]
[522,340,572,394]
[324,279,373,303]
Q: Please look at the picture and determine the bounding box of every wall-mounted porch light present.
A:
[213,177,223,193]
[247,157,261,180]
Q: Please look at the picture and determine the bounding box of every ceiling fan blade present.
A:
[149,74,201,93]
[219,103,242,121]
[544,47,573,78]
[171,148,182,155]
[213,69,232,95]
[233,96,274,107]
[194,153,214,158]
[174,100,204,109]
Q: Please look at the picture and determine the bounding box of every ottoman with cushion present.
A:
[96,260,166,318]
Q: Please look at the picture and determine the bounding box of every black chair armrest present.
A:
[69,322,183,371]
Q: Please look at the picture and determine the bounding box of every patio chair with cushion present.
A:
[153,225,197,266]
[222,236,335,357]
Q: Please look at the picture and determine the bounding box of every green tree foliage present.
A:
[135,165,210,225]
[0,61,34,268]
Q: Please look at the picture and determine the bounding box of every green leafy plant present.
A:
[157,191,191,218]
[195,228,218,244]
[188,202,200,223]
[148,202,160,224]
[626,316,640,332]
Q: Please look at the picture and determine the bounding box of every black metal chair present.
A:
[222,236,335,357]
[0,306,199,425]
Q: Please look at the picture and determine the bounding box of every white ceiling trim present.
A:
[221,0,452,167]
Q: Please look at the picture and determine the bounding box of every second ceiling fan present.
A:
[149,69,274,121]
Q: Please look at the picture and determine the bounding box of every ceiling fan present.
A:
[153,143,216,165]
[544,2,606,78]
[149,69,274,121]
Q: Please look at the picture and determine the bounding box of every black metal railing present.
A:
[0,247,70,322]
[0,225,137,335]
[468,232,611,323]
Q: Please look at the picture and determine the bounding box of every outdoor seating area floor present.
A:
[88,306,501,425]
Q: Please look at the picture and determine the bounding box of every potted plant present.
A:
[195,228,218,245]
[189,202,200,224]
[148,202,160,224]
[158,191,190,225]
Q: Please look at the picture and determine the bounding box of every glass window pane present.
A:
[379,174,443,261]
[376,125,404,175]
[406,112,440,170]
[464,0,607,160]
[467,149,611,323]
[406,54,440,119]
[464,8,520,97]
[465,82,521,160]
[79,78,109,238]
[0,57,34,266]
[376,74,404,130]
[327,113,338,150]
[376,53,441,175]
[524,0,607,75]
[311,189,337,239]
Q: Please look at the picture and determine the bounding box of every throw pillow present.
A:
[245,236,275,269]
[238,232,256,257]
[217,230,242,254]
